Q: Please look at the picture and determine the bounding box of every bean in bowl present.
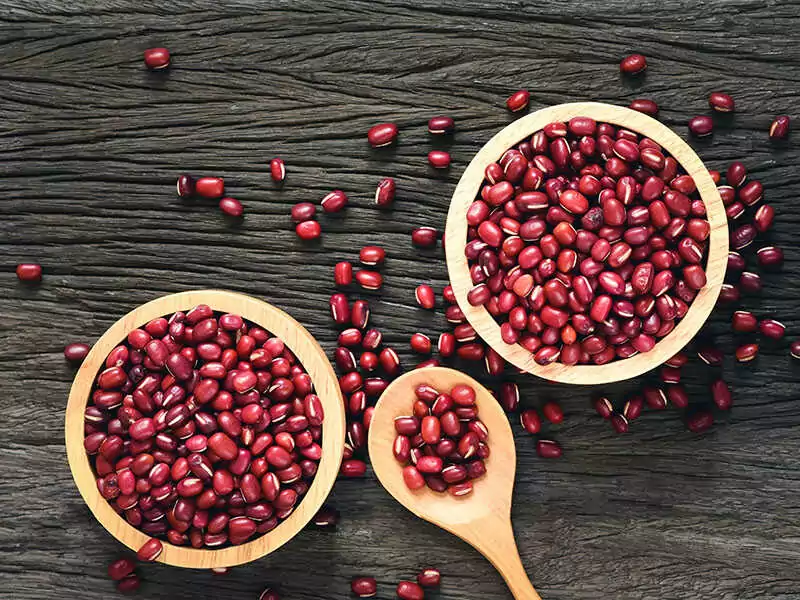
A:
[465,117,711,366]
[83,305,324,549]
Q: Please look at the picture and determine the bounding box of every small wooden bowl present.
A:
[445,102,728,384]
[65,290,345,568]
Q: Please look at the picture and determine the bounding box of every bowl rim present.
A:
[444,101,728,384]
[65,289,346,568]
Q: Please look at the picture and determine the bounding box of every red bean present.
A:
[410,333,432,354]
[269,158,286,182]
[219,197,243,217]
[396,581,425,600]
[368,123,398,147]
[732,311,758,333]
[687,411,714,433]
[195,177,224,199]
[726,161,747,187]
[295,220,321,240]
[735,343,759,363]
[536,439,562,458]
[739,180,763,206]
[623,396,644,420]
[506,90,530,112]
[312,505,340,528]
[757,246,784,268]
[611,414,629,433]
[137,538,163,562]
[520,409,541,433]
[594,397,613,419]
[340,459,367,477]
[411,227,438,248]
[759,319,786,340]
[754,205,775,233]
[375,178,396,207]
[143,47,170,69]
[108,557,136,581]
[321,190,348,213]
[334,261,353,286]
[403,465,425,490]
[291,202,316,223]
[428,116,455,134]
[359,246,386,266]
[64,342,91,362]
[16,263,42,282]
[620,53,647,74]
[688,116,713,137]
[629,99,658,116]
[351,577,378,597]
[709,92,735,113]
[428,151,451,169]
[117,573,141,594]
[711,379,733,410]
[769,115,790,140]
[414,284,435,309]
[417,568,441,587]
[176,174,195,197]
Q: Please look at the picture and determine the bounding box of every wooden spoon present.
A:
[368,366,542,599]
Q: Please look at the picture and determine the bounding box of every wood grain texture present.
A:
[445,102,728,384]
[1,1,800,599]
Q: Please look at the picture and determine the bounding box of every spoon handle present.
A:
[465,516,542,600]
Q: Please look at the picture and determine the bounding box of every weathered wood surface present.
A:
[2,1,800,598]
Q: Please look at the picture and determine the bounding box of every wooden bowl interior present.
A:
[444,102,728,385]
[65,289,345,568]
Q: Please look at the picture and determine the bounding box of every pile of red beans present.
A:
[84,305,324,550]
[465,117,711,366]
[393,383,488,496]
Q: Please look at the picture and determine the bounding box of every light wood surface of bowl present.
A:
[445,102,728,385]
[65,289,346,568]
[369,367,541,599]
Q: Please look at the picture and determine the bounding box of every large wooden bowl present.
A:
[65,290,346,568]
[445,102,728,384]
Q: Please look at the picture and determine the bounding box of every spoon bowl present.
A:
[369,367,541,599]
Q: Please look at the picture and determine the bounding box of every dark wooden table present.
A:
[3,2,800,598]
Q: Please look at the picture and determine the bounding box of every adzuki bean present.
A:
[16,263,42,282]
[709,92,735,113]
[769,116,790,140]
[351,576,378,597]
[368,123,399,148]
[219,197,243,217]
[270,158,286,183]
[144,47,170,70]
[506,90,530,112]
[64,342,91,362]
[620,53,647,74]
[428,116,455,135]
